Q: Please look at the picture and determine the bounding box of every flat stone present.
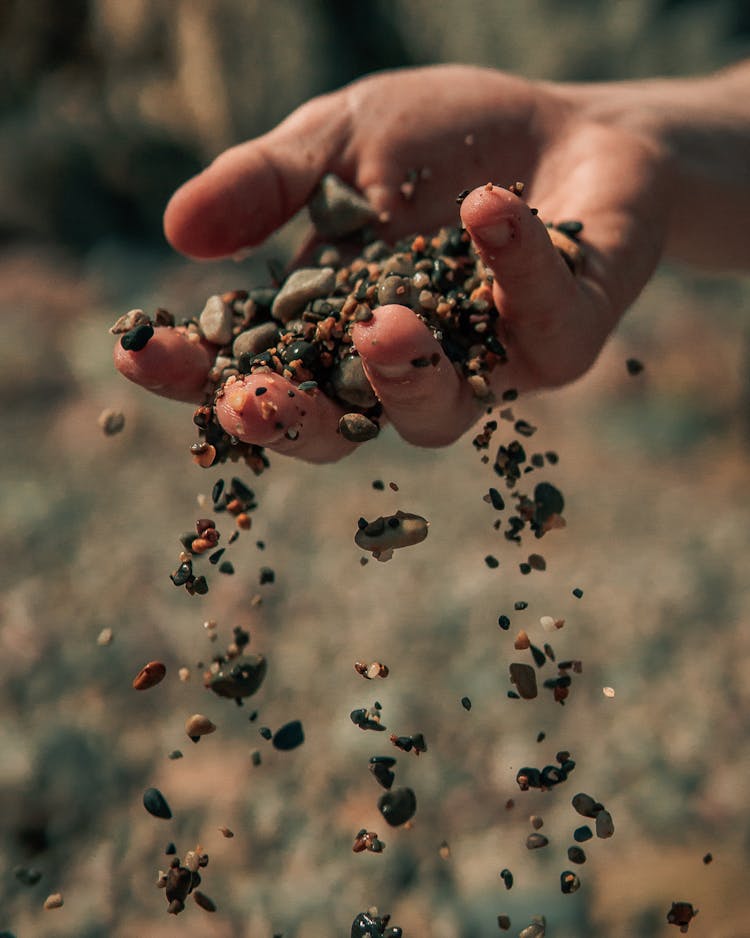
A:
[271,267,336,323]
[509,663,538,699]
[232,322,280,358]
[308,174,377,238]
[199,295,233,345]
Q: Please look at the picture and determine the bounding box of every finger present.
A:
[113,327,214,402]
[164,94,352,259]
[215,372,358,464]
[460,184,610,389]
[352,304,481,447]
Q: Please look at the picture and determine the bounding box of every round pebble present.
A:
[378,787,417,827]
[43,893,64,910]
[132,660,167,691]
[199,295,233,345]
[185,714,217,739]
[339,413,380,442]
[272,720,305,751]
[509,663,538,699]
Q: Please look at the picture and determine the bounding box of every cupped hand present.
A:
[115,65,673,461]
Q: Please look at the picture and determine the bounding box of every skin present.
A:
[114,62,750,462]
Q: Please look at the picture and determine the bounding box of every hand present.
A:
[115,64,674,461]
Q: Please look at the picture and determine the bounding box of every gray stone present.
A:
[379,253,415,278]
[308,173,377,239]
[595,808,615,838]
[271,267,335,324]
[199,295,233,345]
[377,274,414,308]
[332,356,377,408]
[233,322,280,358]
[509,663,538,699]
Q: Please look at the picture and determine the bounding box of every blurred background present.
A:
[0,1,748,936]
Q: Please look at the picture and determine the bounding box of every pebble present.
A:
[168,750,183,760]
[232,322,280,359]
[43,893,64,910]
[497,914,511,930]
[199,295,233,345]
[209,655,267,701]
[109,307,150,334]
[378,787,417,826]
[143,787,172,819]
[98,409,125,436]
[572,793,600,818]
[185,714,216,739]
[218,826,234,838]
[340,413,380,442]
[271,267,336,323]
[272,720,305,751]
[573,825,593,843]
[602,686,616,698]
[518,922,545,938]
[332,356,378,408]
[355,511,429,552]
[667,902,698,932]
[626,357,645,376]
[567,846,586,864]
[96,627,114,646]
[14,866,42,886]
[193,890,217,912]
[485,555,500,569]
[499,868,513,890]
[132,660,167,690]
[120,322,154,351]
[308,174,377,238]
[369,756,396,789]
[560,871,581,894]
[251,749,262,766]
[461,696,472,711]
[702,852,713,864]
[509,663,538,699]
[530,815,544,830]
[595,808,615,839]
[572,587,584,598]
[526,833,549,849]
[498,615,510,630]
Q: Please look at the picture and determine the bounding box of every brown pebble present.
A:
[98,408,125,436]
[133,661,167,691]
[185,714,217,738]
[339,412,380,442]
[44,893,64,910]
[439,841,451,859]
[530,815,544,830]
[514,631,530,650]
[218,826,234,838]
[193,890,217,912]
[509,663,538,699]
[526,833,549,849]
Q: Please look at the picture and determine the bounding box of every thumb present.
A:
[461,184,608,388]
[164,94,351,259]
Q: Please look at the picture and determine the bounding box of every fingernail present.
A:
[474,218,514,248]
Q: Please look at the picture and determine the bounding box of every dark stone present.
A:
[378,787,417,827]
[272,720,305,751]
[143,787,172,820]
[120,322,154,351]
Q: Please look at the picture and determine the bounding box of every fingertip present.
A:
[113,327,214,402]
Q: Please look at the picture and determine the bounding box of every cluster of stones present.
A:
[156,846,214,915]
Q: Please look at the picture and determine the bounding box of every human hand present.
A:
[115,64,674,461]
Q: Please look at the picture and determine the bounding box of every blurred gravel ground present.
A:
[1,2,749,936]
[0,240,748,938]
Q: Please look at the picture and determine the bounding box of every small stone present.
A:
[178,667,190,682]
[271,267,336,323]
[567,846,586,864]
[602,686,615,698]
[439,840,451,859]
[185,714,216,739]
[514,630,530,650]
[339,413,380,442]
[14,866,42,886]
[168,750,183,760]
[332,356,378,408]
[193,891,217,912]
[702,852,713,864]
[143,787,172,819]
[110,308,150,334]
[251,749,262,766]
[355,511,429,552]
[560,871,581,894]
[219,826,234,838]
[43,893,64,910]
[97,627,114,646]
[530,815,543,830]
[199,295,233,345]
[498,615,510,630]
[626,357,644,376]
[308,174,377,238]
[272,720,305,751]
[518,921,545,938]
[526,833,549,849]
[485,555,500,569]
[499,868,513,890]
[461,696,472,711]
[573,825,593,843]
[510,663,538,699]
[378,787,417,826]
[132,660,167,690]
[98,409,125,435]
[667,902,698,932]
[572,793,600,818]
[120,322,154,351]
[595,808,615,839]
[233,322,280,358]
[497,914,511,930]
[572,587,584,598]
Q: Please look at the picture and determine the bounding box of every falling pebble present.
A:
[96,627,114,646]
[98,408,125,435]
[272,720,305,751]
[143,787,172,819]
[43,893,64,910]
[218,827,234,838]
[626,357,644,375]
[461,696,472,711]
[603,686,615,698]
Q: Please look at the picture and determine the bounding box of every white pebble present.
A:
[540,616,556,632]
[603,686,615,698]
